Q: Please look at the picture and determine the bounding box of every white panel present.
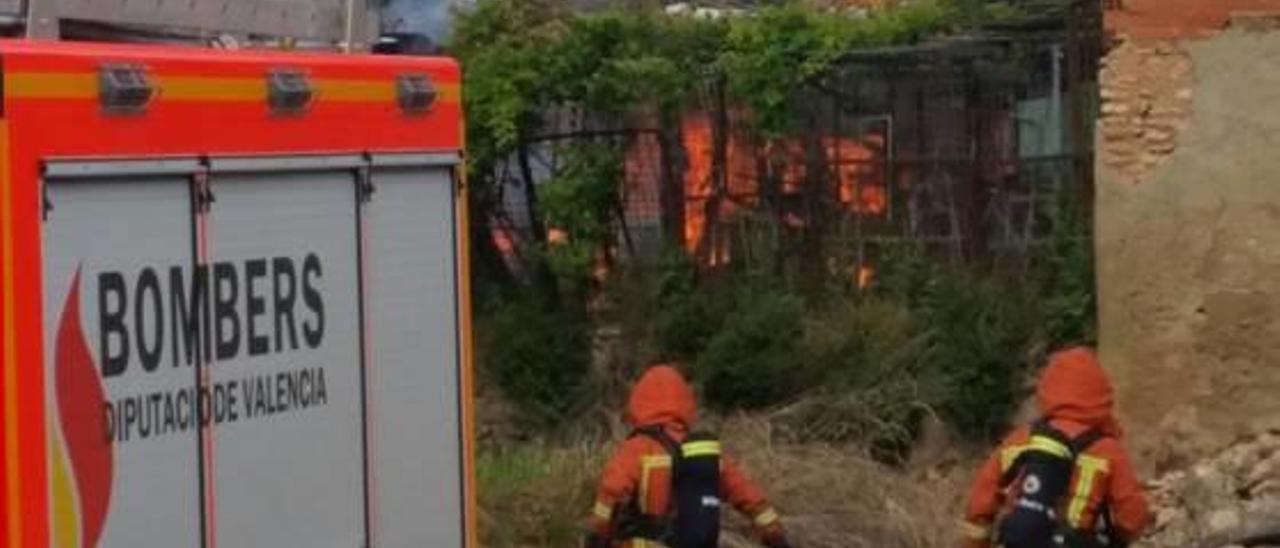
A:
[365,167,464,547]
[42,177,201,548]
[205,171,365,548]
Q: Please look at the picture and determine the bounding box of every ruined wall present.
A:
[1097,27,1280,476]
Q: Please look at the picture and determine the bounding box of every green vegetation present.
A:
[458,0,1096,446]
[455,0,954,169]
[655,243,1092,447]
[482,292,592,426]
[477,442,602,546]
[459,1,1099,544]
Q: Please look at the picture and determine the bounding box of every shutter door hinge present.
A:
[41,181,53,221]
[356,164,375,204]
[193,164,215,212]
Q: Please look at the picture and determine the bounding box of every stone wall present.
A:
[1096,27,1280,477]
[1097,39,1193,183]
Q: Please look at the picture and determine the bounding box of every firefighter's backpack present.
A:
[997,419,1104,548]
[620,426,722,548]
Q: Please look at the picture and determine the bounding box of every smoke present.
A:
[381,0,474,41]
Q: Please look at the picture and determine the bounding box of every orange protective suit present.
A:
[961,347,1152,548]
[586,366,786,547]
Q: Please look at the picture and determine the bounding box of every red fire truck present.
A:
[0,37,475,547]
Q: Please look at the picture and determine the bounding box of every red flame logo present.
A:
[52,268,113,548]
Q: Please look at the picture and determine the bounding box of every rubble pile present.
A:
[1140,432,1280,548]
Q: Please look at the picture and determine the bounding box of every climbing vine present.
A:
[454,0,961,170]
[451,0,993,286]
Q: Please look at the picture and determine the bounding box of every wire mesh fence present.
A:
[490,0,1104,282]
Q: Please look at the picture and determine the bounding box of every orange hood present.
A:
[625,365,697,431]
[1035,347,1121,436]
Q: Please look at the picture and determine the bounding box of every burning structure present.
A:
[491,1,1102,284]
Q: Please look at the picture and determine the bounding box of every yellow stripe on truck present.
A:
[5,72,462,105]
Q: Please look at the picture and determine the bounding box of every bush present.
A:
[477,442,603,547]
[483,294,592,425]
[1034,197,1097,348]
[916,271,1040,441]
[651,253,736,361]
[778,299,934,451]
[695,288,808,410]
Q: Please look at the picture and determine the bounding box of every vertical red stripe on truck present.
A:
[1,121,22,548]
[13,119,51,548]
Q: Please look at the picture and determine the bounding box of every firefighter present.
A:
[961,347,1152,548]
[584,365,792,548]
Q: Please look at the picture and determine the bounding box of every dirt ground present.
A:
[1096,28,1280,477]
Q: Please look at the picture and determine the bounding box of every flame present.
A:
[828,135,887,215]
[618,110,891,266]
[857,265,875,290]
[680,112,760,258]
[546,228,569,245]
[52,269,113,548]
[491,227,516,257]
[683,114,713,252]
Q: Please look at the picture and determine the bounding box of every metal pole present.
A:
[344,0,370,52]
[1050,44,1064,154]
[25,0,59,38]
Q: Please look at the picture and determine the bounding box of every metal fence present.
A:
[493,0,1104,281]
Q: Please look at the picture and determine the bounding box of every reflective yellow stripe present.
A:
[1066,455,1110,527]
[592,501,612,521]
[1000,445,1026,472]
[961,520,991,540]
[639,455,672,514]
[682,441,721,458]
[1001,435,1074,472]
[754,508,780,527]
[1027,435,1072,459]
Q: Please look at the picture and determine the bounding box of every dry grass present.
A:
[477,416,971,548]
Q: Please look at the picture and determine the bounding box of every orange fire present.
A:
[620,110,890,267]
[680,112,758,258]
[546,227,569,245]
[828,134,887,215]
[857,265,875,290]
[491,227,516,256]
[683,114,712,253]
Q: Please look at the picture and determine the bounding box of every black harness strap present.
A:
[615,425,684,543]
[999,419,1105,488]
[633,425,684,470]
[1069,427,1104,456]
